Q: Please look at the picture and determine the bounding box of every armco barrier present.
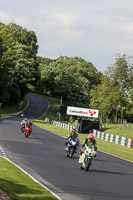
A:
[93,129,132,148]
[45,119,133,148]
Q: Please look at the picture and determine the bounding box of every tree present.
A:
[0,23,38,54]
[106,54,132,109]
[90,54,133,122]
[0,22,38,104]
[37,56,101,107]
[0,36,9,103]
[90,75,113,121]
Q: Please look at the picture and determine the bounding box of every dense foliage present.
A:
[36,56,102,107]
[0,22,38,105]
[90,54,133,122]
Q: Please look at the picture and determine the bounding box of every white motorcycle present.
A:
[79,144,96,171]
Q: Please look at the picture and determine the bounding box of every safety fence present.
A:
[93,129,132,148]
[52,120,76,131]
[45,119,133,148]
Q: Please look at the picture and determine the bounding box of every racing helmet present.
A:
[88,133,94,141]
[21,114,24,118]
[72,128,76,135]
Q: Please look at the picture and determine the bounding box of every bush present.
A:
[8,85,21,104]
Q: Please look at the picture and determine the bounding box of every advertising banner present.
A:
[67,106,99,118]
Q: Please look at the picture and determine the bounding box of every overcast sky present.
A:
[0,0,133,72]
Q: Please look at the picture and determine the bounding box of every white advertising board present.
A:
[67,106,99,118]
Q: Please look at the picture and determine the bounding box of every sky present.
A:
[0,0,133,73]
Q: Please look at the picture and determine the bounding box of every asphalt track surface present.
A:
[0,94,133,200]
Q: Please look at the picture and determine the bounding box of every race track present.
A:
[0,94,133,200]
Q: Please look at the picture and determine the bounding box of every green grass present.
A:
[0,96,29,117]
[0,157,58,200]
[101,124,133,138]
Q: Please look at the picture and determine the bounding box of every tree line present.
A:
[0,22,133,122]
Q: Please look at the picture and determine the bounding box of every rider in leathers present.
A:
[21,118,28,133]
[79,133,97,163]
[65,128,79,150]
[82,133,97,151]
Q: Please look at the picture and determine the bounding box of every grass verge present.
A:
[0,157,58,200]
[0,96,29,117]
[101,124,133,138]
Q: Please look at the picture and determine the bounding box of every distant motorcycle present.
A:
[24,124,32,138]
[66,138,79,158]
[79,144,96,171]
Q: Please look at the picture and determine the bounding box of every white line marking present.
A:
[0,155,62,200]
[0,146,7,158]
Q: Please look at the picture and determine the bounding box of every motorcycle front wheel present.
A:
[69,148,74,158]
[66,151,69,157]
[25,133,29,138]
[84,159,91,171]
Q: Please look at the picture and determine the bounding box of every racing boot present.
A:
[79,155,82,163]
